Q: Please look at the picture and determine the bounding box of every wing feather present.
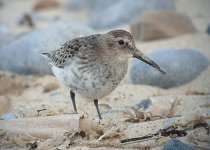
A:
[42,34,101,68]
[42,38,85,68]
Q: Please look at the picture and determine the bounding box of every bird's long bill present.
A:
[133,49,166,74]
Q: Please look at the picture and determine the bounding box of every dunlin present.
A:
[42,30,166,119]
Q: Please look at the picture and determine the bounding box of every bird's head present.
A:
[105,30,166,74]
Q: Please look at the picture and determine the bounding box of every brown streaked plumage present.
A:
[42,30,166,119]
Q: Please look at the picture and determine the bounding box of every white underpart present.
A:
[52,55,129,100]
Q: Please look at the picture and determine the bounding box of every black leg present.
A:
[94,99,102,119]
[70,90,77,113]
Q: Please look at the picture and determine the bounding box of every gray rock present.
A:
[0,22,94,74]
[136,98,152,109]
[207,24,210,35]
[131,11,197,41]
[89,0,175,30]
[68,0,96,10]
[68,0,122,11]
[162,139,195,150]
[0,24,20,49]
[0,113,16,120]
[93,0,123,12]
[0,0,3,7]
[130,49,209,88]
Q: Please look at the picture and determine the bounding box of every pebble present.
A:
[130,48,209,88]
[89,0,175,29]
[0,22,94,74]
[0,113,19,120]
[162,139,195,150]
[131,11,197,41]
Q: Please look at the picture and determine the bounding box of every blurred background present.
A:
[0,0,209,75]
[0,0,210,149]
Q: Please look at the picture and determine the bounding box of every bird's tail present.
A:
[41,52,50,59]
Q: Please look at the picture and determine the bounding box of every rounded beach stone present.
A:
[0,22,94,74]
[89,0,175,30]
[130,48,209,88]
[207,24,210,35]
[0,24,20,49]
[163,139,195,150]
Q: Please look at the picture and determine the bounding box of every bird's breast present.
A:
[52,58,128,99]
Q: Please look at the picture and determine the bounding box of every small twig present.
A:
[97,126,115,141]
[165,98,181,117]
[146,115,167,121]
[121,136,159,144]
[37,109,47,115]
[120,133,156,143]
[120,126,187,143]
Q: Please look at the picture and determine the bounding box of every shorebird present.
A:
[42,30,166,119]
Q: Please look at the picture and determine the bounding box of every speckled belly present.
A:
[52,62,127,100]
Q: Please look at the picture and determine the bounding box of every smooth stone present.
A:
[68,0,96,10]
[0,22,94,74]
[33,0,60,11]
[130,49,209,88]
[162,139,195,150]
[0,113,17,120]
[207,24,210,35]
[131,11,197,41]
[136,98,152,109]
[0,24,20,49]
[68,0,122,11]
[89,0,175,30]
[0,1,3,7]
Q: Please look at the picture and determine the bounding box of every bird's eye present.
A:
[118,40,125,45]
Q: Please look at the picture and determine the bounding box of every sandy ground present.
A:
[0,0,210,149]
